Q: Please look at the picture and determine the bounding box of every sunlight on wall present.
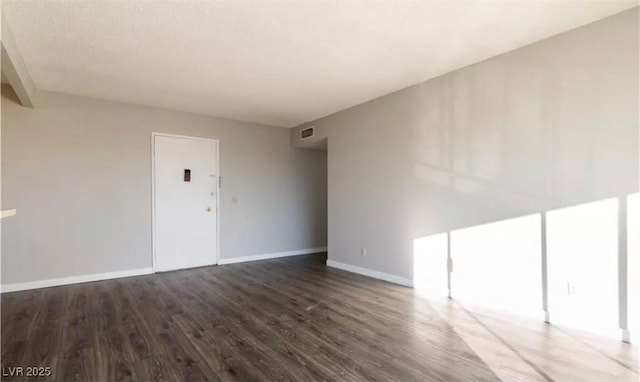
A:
[547,198,619,337]
[628,193,639,339]
[413,195,634,341]
[449,214,542,318]
[413,233,448,297]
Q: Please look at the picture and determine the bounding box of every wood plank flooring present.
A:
[1,254,637,381]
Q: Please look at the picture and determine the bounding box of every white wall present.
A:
[1,87,328,285]
[293,8,638,319]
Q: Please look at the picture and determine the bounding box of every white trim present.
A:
[151,132,220,143]
[1,268,153,293]
[151,133,221,272]
[326,260,414,287]
[151,133,156,270]
[219,247,327,265]
[622,329,632,343]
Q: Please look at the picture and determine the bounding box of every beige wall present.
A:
[1,87,327,285]
[294,9,639,280]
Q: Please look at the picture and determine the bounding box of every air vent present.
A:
[301,126,314,140]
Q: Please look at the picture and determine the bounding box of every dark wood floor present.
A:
[1,254,637,381]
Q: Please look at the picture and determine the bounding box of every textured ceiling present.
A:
[2,1,637,127]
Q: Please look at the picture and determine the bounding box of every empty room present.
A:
[1,1,638,381]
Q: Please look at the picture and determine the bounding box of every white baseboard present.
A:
[1,248,328,293]
[1,267,153,293]
[326,260,413,287]
[219,247,327,265]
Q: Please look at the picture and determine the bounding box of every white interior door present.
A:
[154,134,218,272]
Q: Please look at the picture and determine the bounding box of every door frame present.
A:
[151,132,221,273]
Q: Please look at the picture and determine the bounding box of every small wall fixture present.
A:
[1,209,17,219]
[301,126,314,139]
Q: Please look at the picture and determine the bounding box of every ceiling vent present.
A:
[301,126,314,140]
